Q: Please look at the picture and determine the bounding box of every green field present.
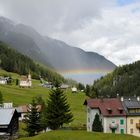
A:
[18,130,140,140]
[0,69,86,127]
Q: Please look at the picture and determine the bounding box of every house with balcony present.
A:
[84,98,126,134]
[121,97,140,137]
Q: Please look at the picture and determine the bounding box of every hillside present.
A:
[91,60,140,97]
[0,42,64,84]
[0,16,116,84]
[18,130,139,140]
[0,69,86,127]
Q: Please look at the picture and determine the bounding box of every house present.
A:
[19,73,32,87]
[84,98,126,134]
[71,87,77,93]
[42,82,53,88]
[60,84,69,89]
[16,104,42,121]
[0,108,19,136]
[0,77,8,85]
[3,103,13,109]
[121,97,140,137]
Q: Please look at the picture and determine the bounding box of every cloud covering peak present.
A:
[0,0,140,65]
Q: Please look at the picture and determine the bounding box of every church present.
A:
[19,73,32,88]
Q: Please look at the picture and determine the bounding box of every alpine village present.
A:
[0,13,140,140]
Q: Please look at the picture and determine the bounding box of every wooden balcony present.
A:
[136,123,140,129]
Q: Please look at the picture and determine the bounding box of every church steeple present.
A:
[28,70,31,81]
[28,70,32,87]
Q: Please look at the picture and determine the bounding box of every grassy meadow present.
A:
[19,130,140,140]
[0,69,86,127]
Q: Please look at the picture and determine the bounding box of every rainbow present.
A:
[59,69,113,76]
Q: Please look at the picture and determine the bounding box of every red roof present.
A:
[18,105,42,113]
[84,98,126,117]
[20,76,28,81]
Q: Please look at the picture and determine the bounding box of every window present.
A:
[120,129,124,134]
[88,108,90,113]
[130,119,133,124]
[120,110,123,114]
[130,128,133,134]
[120,119,124,125]
[107,108,112,114]
[88,117,90,123]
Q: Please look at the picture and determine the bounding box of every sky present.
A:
[0,0,140,65]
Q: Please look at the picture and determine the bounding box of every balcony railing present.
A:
[109,123,118,129]
[136,123,140,129]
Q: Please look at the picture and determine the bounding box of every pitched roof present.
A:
[122,98,140,116]
[0,108,16,125]
[84,98,126,117]
[17,105,42,113]
[20,76,28,81]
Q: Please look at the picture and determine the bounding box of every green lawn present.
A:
[18,130,140,140]
[0,69,86,127]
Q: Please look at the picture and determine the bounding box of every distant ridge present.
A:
[0,16,116,84]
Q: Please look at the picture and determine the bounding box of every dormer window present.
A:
[118,108,123,114]
[107,108,112,114]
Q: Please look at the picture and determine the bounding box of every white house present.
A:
[71,87,77,93]
[84,98,126,134]
[0,77,8,85]
[19,73,32,88]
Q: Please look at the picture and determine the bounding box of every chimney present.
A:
[137,96,140,101]
[120,96,124,102]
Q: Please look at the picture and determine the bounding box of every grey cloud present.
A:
[0,0,140,65]
[0,0,115,35]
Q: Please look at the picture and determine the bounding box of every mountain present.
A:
[0,16,116,84]
[0,41,65,84]
[91,60,140,97]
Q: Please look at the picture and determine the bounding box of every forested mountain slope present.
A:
[0,41,64,84]
[92,61,140,97]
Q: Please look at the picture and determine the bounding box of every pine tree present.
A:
[85,84,91,96]
[92,113,103,132]
[40,105,48,131]
[45,88,73,130]
[24,99,41,136]
[34,96,47,131]
[0,91,3,105]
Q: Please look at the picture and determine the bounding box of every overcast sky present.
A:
[0,0,140,65]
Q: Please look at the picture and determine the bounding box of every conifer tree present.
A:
[24,99,41,136]
[45,88,73,130]
[92,113,103,132]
